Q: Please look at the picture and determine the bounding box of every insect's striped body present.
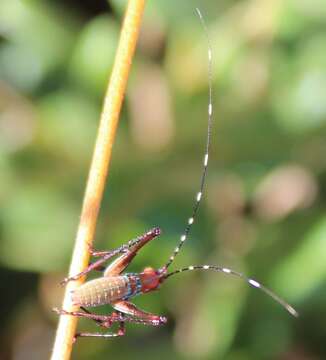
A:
[72,268,161,307]
[72,275,135,307]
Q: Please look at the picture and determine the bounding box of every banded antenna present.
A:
[164,265,298,317]
[165,8,213,269]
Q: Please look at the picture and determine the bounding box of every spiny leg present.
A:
[54,306,166,328]
[55,306,165,341]
[75,320,126,341]
[60,251,119,285]
[113,300,167,326]
[55,306,167,327]
[53,307,123,325]
[104,227,161,276]
[78,307,140,328]
[61,227,161,284]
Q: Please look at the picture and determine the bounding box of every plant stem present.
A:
[50,1,146,359]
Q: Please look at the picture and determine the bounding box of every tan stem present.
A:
[50,1,146,359]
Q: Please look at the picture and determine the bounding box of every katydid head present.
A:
[140,266,168,292]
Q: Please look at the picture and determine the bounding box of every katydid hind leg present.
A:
[103,227,161,276]
[60,227,161,284]
[113,300,167,326]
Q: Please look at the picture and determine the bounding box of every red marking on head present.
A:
[140,267,160,292]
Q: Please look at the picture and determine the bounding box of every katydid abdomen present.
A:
[72,275,141,307]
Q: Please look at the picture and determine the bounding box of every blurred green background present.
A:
[1,0,326,359]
